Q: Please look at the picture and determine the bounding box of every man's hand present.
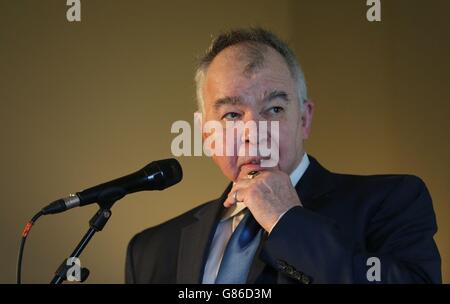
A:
[223,170,302,233]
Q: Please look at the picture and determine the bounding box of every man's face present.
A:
[201,44,313,182]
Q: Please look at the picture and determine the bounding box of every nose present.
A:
[240,111,261,144]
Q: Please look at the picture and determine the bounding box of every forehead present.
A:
[203,45,295,105]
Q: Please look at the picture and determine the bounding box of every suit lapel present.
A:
[296,155,336,208]
[176,184,231,283]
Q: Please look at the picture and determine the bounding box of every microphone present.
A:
[41,158,183,215]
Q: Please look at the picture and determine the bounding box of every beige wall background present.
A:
[0,0,449,283]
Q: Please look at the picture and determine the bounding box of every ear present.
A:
[301,100,314,139]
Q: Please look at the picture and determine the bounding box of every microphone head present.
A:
[143,158,183,190]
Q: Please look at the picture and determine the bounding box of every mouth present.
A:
[238,157,265,176]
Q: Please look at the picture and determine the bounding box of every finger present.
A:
[224,171,265,207]
[240,168,273,182]
[223,186,237,208]
[223,182,249,207]
[223,190,235,208]
[223,188,242,207]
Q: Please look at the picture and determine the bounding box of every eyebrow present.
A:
[264,90,290,103]
[213,96,243,111]
[213,90,290,111]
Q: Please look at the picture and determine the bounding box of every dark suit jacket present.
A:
[125,155,441,284]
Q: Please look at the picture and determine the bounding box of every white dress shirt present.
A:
[202,153,310,284]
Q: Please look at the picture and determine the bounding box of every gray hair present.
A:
[195,28,309,113]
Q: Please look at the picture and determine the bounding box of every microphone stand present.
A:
[50,194,121,284]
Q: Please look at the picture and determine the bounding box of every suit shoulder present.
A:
[330,172,432,216]
[129,198,218,248]
[332,171,427,193]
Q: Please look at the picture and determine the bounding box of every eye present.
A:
[268,106,284,114]
[222,112,241,120]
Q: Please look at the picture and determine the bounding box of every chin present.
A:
[221,166,240,182]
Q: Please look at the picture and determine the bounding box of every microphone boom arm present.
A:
[50,197,117,284]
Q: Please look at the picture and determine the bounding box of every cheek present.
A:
[212,155,239,180]
[276,125,293,151]
[276,123,302,169]
[205,124,241,181]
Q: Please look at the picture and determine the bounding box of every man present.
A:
[125,28,441,284]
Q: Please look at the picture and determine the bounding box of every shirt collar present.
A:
[221,153,310,221]
[289,152,310,187]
